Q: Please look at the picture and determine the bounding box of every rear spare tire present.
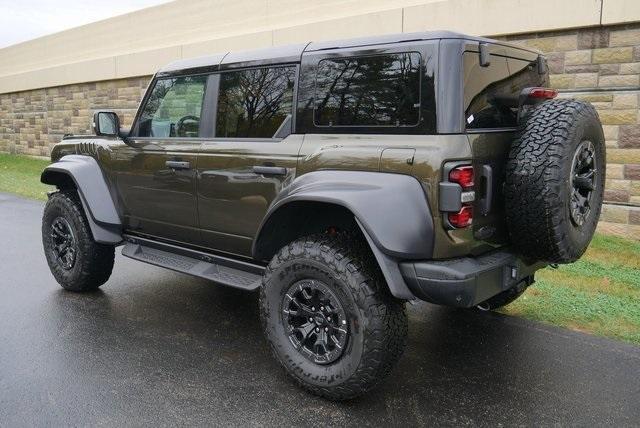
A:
[505,99,605,263]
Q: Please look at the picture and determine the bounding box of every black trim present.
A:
[400,249,546,307]
[123,234,265,275]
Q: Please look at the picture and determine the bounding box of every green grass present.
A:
[0,154,638,344]
[501,234,640,345]
[0,153,52,200]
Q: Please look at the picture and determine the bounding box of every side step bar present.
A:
[121,235,264,291]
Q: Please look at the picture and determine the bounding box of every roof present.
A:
[158,31,540,75]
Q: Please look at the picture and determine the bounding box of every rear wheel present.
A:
[42,190,115,291]
[259,233,408,400]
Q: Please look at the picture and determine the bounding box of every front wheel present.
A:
[259,233,408,400]
[42,190,115,291]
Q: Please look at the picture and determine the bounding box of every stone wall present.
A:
[0,77,150,156]
[498,23,640,239]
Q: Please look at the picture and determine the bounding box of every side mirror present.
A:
[93,111,120,137]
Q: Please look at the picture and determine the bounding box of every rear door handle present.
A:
[165,160,191,170]
[252,165,287,176]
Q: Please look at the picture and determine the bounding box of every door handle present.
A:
[252,165,287,176]
[165,160,191,170]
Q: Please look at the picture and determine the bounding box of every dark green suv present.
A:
[41,31,605,400]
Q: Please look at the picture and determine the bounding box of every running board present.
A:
[121,235,264,291]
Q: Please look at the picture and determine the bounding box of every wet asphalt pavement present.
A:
[0,192,639,426]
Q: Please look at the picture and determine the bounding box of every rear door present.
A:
[463,44,548,244]
[196,65,302,257]
[116,74,208,244]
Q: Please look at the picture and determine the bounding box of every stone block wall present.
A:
[0,77,150,156]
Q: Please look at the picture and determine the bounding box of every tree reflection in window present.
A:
[314,52,421,127]
[216,66,296,138]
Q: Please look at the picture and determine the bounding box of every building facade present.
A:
[0,0,639,238]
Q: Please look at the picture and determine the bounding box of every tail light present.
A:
[527,87,558,99]
[448,205,473,228]
[449,165,474,189]
[440,164,475,229]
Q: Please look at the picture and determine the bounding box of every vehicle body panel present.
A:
[196,135,304,256]
[111,138,201,244]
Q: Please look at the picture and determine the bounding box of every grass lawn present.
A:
[0,153,638,345]
[0,153,52,200]
[502,234,640,345]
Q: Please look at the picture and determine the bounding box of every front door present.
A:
[116,74,208,244]
[197,65,301,257]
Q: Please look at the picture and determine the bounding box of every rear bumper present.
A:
[399,249,546,307]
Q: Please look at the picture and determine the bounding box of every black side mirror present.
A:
[93,111,120,137]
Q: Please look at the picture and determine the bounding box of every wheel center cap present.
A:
[314,315,325,325]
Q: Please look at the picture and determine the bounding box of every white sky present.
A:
[0,0,172,49]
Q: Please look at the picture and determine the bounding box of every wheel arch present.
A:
[41,155,122,244]
[253,171,435,300]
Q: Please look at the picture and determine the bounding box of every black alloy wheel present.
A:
[49,217,77,270]
[570,140,597,227]
[282,279,349,365]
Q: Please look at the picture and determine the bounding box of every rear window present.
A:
[314,52,421,127]
[463,52,546,130]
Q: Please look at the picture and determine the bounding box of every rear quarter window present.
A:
[313,52,422,127]
[463,52,546,130]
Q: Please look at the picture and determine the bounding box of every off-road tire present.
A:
[505,99,605,263]
[259,233,408,400]
[42,189,115,291]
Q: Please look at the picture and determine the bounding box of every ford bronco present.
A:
[41,31,605,400]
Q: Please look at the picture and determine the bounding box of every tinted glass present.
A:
[215,66,296,138]
[463,52,546,130]
[314,52,421,127]
[137,75,207,138]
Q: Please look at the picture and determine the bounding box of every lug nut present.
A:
[327,317,331,322]
[342,320,346,325]
[320,306,324,311]
[324,327,328,332]
[309,317,313,322]
[312,307,315,311]
[315,327,320,333]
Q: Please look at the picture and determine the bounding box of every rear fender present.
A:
[253,171,435,299]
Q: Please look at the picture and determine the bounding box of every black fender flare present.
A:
[41,155,122,244]
[253,171,435,299]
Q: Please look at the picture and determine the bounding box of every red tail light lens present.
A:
[449,165,474,189]
[528,87,558,99]
[448,205,473,228]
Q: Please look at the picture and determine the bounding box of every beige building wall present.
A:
[1,0,639,94]
[1,0,640,238]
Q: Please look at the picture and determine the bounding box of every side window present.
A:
[463,52,545,130]
[314,52,421,127]
[215,66,296,138]
[136,75,207,138]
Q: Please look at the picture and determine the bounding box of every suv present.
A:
[41,31,605,400]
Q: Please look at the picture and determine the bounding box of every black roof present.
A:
[158,31,540,75]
